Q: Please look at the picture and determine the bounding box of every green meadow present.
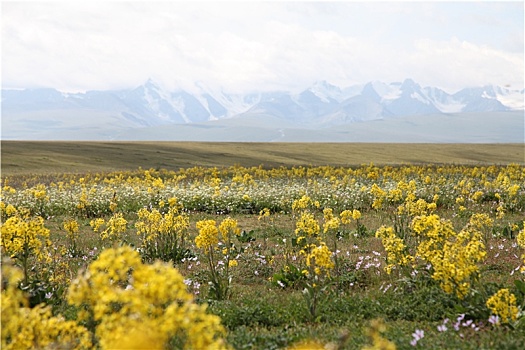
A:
[1,142,524,349]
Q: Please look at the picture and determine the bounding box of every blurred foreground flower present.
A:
[68,246,229,349]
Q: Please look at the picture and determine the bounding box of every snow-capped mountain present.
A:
[2,79,523,141]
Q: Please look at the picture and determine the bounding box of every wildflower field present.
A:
[1,142,525,349]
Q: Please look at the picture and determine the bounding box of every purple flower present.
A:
[488,315,500,325]
[412,329,424,341]
[437,324,447,332]
[410,329,424,346]
[437,318,449,332]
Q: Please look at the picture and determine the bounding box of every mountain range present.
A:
[2,79,523,142]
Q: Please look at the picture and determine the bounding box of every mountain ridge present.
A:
[2,79,523,142]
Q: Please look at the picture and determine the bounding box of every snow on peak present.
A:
[370,81,402,102]
[495,88,524,110]
[308,80,343,102]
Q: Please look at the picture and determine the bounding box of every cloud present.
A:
[407,37,524,92]
[2,1,523,93]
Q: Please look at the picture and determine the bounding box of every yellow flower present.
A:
[370,184,386,209]
[472,190,484,202]
[67,246,229,349]
[295,212,320,237]
[340,209,353,224]
[410,214,487,299]
[0,214,50,261]
[228,259,238,268]
[195,219,219,249]
[4,204,18,217]
[375,226,413,274]
[2,260,92,350]
[486,289,519,324]
[168,197,178,207]
[292,195,315,211]
[31,184,48,201]
[496,205,505,219]
[63,218,79,237]
[219,217,241,240]
[323,217,340,234]
[323,208,334,221]
[307,243,334,274]
[517,221,525,249]
[90,218,105,232]
[258,208,271,220]
[99,213,127,241]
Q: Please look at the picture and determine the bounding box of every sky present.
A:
[2,0,524,94]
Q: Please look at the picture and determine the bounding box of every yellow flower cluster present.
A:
[67,246,229,349]
[31,184,48,201]
[323,208,341,233]
[135,208,163,241]
[63,218,79,240]
[412,214,487,299]
[76,188,89,210]
[295,211,321,238]
[195,219,220,249]
[0,211,51,262]
[375,226,414,274]
[397,197,436,217]
[292,194,320,211]
[370,184,387,209]
[486,288,519,324]
[340,209,361,224]
[517,221,525,268]
[89,217,105,232]
[135,206,189,242]
[306,243,335,276]
[195,217,242,299]
[219,217,241,240]
[258,207,271,220]
[91,212,128,242]
[1,260,92,350]
[0,203,18,217]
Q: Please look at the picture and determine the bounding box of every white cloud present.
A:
[2,1,523,93]
[407,37,524,92]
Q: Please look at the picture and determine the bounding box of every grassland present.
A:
[2,142,525,349]
[1,141,524,175]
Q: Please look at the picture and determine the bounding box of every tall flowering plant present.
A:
[0,208,51,286]
[135,198,191,264]
[292,196,335,321]
[376,213,491,299]
[195,217,241,300]
[90,212,128,246]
